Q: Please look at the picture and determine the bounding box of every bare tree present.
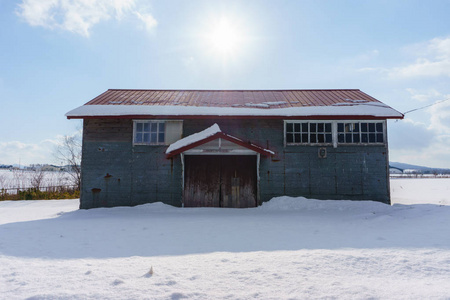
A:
[12,169,27,189]
[0,173,6,189]
[30,168,46,190]
[55,133,82,190]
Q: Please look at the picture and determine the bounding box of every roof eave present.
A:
[166,132,273,158]
[67,114,403,120]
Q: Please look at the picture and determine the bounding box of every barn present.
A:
[66,89,403,209]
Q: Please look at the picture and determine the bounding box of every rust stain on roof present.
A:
[86,89,381,108]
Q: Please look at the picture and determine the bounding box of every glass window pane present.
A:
[135,133,143,143]
[369,133,375,143]
[136,123,143,132]
[350,123,356,132]
[151,123,158,132]
[318,134,324,143]
[362,134,368,143]
[159,122,165,132]
[354,123,359,132]
[345,133,352,143]
[325,134,332,143]
[345,124,351,133]
[325,123,331,132]
[310,123,316,132]
[158,133,165,143]
[361,123,368,132]
[294,123,301,132]
[143,123,150,132]
[338,134,345,143]
[301,123,308,132]
[338,123,344,132]
[376,123,383,132]
[294,133,301,143]
[376,133,383,143]
[353,134,360,143]
[151,133,157,142]
[286,123,293,132]
[286,133,293,143]
[143,133,150,143]
[310,134,317,143]
[369,123,375,132]
[318,123,324,132]
[302,134,308,143]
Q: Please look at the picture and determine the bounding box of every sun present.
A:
[207,18,242,56]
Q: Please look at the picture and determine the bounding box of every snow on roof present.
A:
[166,123,221,154]
[165,124,274,157]
[66,102,403,119]
[66,89,404,119]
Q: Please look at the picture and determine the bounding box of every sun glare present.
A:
[207,18,242,56]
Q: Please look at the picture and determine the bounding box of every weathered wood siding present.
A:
[183,119,390,204]
[80,118,390,209]
[183,155,257,208]
[80,119,182,209]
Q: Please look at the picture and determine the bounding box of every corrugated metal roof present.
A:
[66,89,404,119]
[85,89,381,108]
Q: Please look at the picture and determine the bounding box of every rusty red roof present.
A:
[66,89,404,119]
[85,89,381,108]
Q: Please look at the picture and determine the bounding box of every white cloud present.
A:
[17,0,157,37]
[388,105,450,168]
[0,139,60,166]
[388,37,450,79]
[428,99,450,135]
[389,59,450,78]
[135,11,157,32]
[405,88,442,103]
[357,37,450,79]
[353,49,380,62]
[389,118,435,151]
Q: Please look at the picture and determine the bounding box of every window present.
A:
[337,122,384,144]
[285,120,385,146]
[286,121,332,144]
[133,120,182,145]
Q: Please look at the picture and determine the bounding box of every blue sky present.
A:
[1,0,450,168]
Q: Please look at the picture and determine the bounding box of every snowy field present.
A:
[391,178,450,205]
[0,169,73,190]
[1,179,450,299]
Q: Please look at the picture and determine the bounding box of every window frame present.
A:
[284,120,386,147]
[336,121,386,145]
[133,120,166,146]
[284,120,334,146]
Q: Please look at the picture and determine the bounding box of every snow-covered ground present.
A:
[1,179,450,299]
[391,178,450,205]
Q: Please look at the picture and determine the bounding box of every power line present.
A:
[403,97,450,115]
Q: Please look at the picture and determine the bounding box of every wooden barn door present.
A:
[183,155,257,208]
[183,156,221,207]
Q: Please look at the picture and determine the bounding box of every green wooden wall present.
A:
[80,118,390,209]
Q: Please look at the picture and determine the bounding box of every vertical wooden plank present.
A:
[184,155,257,208]
[184,156,220,207]
[220,156,257,208]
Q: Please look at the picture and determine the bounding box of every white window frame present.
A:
[284,120,386,147]
[336,121,386,145]
[284,120,334,146]
[133,120,183,146]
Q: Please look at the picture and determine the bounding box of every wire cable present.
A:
[403,97,450,115]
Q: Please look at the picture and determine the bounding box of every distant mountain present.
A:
[390,162,450,173]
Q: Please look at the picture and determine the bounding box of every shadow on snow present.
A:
[1,199,449,259]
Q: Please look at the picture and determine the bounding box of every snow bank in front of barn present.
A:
[2,180,450,299]
[259,196,390,212]
[0,201,449,298]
